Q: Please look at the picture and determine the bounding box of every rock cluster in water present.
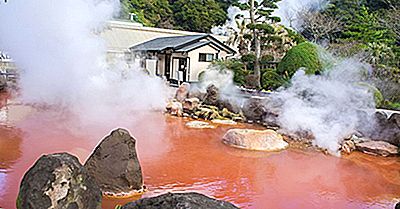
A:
[17,128,239,209]
[168,83,400,157]
[166,83,244,123]
[17,153,102,209]
[121,192,239,209]
[17,128,144,208]
[341,112,400,157]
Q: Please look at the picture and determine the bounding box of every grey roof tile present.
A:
[130,35,207,51]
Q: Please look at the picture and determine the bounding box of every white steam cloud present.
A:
[199,56,377,155]
[274,0,329,29]
[212,0,329,35]
[0,0,169,127]
[273,58,376,155]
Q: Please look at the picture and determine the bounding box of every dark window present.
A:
[199,53,214,62]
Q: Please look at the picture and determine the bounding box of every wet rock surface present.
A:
[84,128,143,195]
[223,129,289,151]
[0,76,7,91]
[355,140,398,157]
[242,97,266,122]
[183,98,200,113]
[369,112,400,146]
[121,192,239,209]
[186,121,215,129]
[175,83,190,102]
[17,153,101,209]
[166,101,183,117]
[203,84,219,107]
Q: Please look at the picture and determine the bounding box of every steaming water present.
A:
[200,57,377,155]
[274,59,376,155]
[0,0,169,130]
[0,106,399,209]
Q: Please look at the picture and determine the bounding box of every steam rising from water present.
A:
[199,57,376,155]
[0,0,169,128]
[274,59,376,155]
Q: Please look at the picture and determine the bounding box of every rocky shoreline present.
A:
[16,128,241,209]
[167,83,400,157]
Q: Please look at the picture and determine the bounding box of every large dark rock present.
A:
[121,192,239,209]
[369,112,400,147]
[203,84,219,106]
[17,153,101,209]
[84,128,143,195]
[389,113,400,128]
[242,97,268,122]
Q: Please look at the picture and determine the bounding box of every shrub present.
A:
[261,68,289,90]
[277,42,323,79]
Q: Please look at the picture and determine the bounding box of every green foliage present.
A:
[342,6,396,45]
[277,42,323,78]
[121,0,231,32]
[385,101,400,110]
[16,193,21,209]
[261,68,288,90]
[285,27,306,44]
[172,0,227,33]
[121,0,174,28]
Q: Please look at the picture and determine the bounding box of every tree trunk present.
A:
[250,0,261,88]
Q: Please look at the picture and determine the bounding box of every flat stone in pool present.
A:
[223,129,289,151]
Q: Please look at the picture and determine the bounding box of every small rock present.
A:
[220,108,241,120]
[222,129,289,151]
[84,129,143,196]
[183,97,200,112]
[121,192,239,209]
[395,202,400,209]
[17,153,101,209]
[186,121,215,129]
[0,76,6,92]
[355,140,398,157]
[175,83,190,102]
[341,140,356,154]
[212,119,237,125]
[194,106,222,120]
[232,116,244,122]
[166,101,183,117]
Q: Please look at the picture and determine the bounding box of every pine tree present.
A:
[234,0,282,88]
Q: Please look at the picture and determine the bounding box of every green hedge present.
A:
[277,42,323,78]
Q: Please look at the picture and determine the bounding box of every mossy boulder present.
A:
[17,153,101,209]
[277,42,323,79]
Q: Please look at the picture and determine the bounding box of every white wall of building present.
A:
[188,44,227,82]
